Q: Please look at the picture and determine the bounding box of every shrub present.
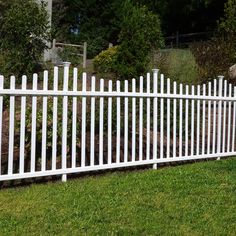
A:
[93,46,118,75]
[0,0,50,78]
[113,1,164,79]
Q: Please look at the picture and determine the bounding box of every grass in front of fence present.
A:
[0,158,236,235]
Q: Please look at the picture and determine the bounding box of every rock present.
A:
[229,64,236,80]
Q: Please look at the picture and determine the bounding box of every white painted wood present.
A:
[81,73,87,167]
[31,74,38,172]
[179,84,183,157]
[124,80,129,163]
[116,80,121,163]
[52,67,58,170]
[146,73,150,160]
[196,85,200,156]
[8,76,15,175]
[173,82,177,158]
[202,84,206,155]
[108,80,112,165]
[132,78,136,162]
[167,78,170,158]
[222,80,227,153]
[227,84,232,153]
[72,68,78,168]
[99,79,104,165]
[19,76,27,174]
[90,76,96,166]
[41,71,48,172]
[139,76,143,161]
[191,86,195,156]
[185,85,189,157]
[207,82,211,154]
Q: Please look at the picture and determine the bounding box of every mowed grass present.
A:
[0,159,236,235]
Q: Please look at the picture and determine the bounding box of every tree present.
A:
[0,0,50,78]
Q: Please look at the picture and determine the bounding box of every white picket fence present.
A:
[0,62,235,182]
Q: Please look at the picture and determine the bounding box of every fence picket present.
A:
[132,79,136,162]
[19,76,27,174]
[179,84,183,157]
[217,77,223,156]
[72,68,78,168]
[231,87,236,152]
[116,81,121,163]
[196,85,200,156]
[202,84,206,155]
[173,82,177,158]
[212,79,217,153]
[108,80,112,165]
[81,73,87,167]
[207,82,212,154]
[146,73,150,160]
[185,85,189,156]
[227,84,232,153]
[124,80,128,163]
[90,76,96,166]
[153,70,158,163]
[52,67,58,170]
[99,79,104,165]
[167,78,170,158]
[191,86,195,156]
[139,76,143,161]
[222,80,227,152]
[41,71,48,172]
[160,74,164,159]
[8,76,15,175]
[31,74,38,172]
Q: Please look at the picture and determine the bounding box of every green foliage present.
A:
[0,0,50,78]
[93,46,118,75]
[113,1,164,79]
[58,47,82,66]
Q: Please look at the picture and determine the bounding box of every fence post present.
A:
[83,42,87,69]
[62,62,71,182]
[217,76,224,160]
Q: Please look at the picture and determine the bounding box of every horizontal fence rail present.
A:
[0,63,235,182]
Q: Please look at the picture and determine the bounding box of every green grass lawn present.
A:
[0,159,236,235]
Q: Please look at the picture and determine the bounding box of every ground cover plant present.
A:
[0,158,236,235]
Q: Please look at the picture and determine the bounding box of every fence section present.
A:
[0,63,235,182]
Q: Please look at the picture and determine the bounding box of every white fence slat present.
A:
[116,81,121,163]
[31,74,38,172]
[52,67,58,170]
[191,86,195,156]
[139,76,143,161]
[153,70,158,161]
[227,84,232,152]
[41,71,48,172]
[160,74,164,159]
[207,82,212,154]
[0,76,3,174]
[231,87,236,152]
[19,75,27,174]
[196,85,200,156]
[212,79,217,153]
[185,85,189,157]
[132,78,136,162]
[202,84,206,155]
[124,80,129,162]
[72,68,78,168]
[108,80,112,165]
[217,77,223,155]
[99,79,104,165]
[179,84,183,157]
[222,80,227,152]
[167,78,170,158]
[8,76,15,175]
[173,82,177,158]
[62,63,70,182]
[90,76,96,166]
[146,73,150,160]
[81,73,87,167]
